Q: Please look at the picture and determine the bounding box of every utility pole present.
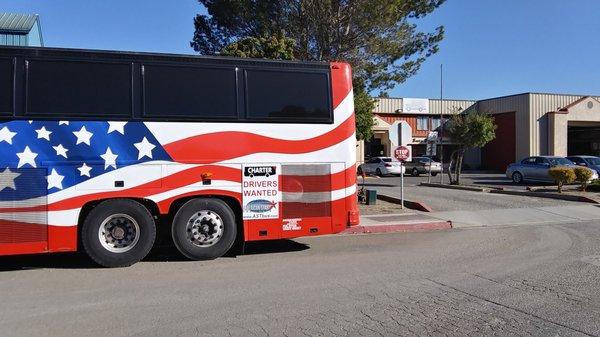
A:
[439,64,444,184]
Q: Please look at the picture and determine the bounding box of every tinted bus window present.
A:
[26,60,131,117]
[0,58,13,115]
[143,65,237,119]
[245,70,331,122]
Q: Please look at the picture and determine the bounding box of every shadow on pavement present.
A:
[0,252,98,272]
[468,176,513,181]
[0,240,310,271]
[242,239,310,255]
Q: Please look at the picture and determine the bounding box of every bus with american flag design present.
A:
[0,46,359,267]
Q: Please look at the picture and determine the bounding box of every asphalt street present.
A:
[361,174,579,212]
[2,221,600,337]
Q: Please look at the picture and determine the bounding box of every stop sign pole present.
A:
[394,145,412,209]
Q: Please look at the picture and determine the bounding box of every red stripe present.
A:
[282,201,331,218]
[0,220,47,244]
[163,115,355,163]
[330,62,353,109]
[0,241,47,256]
[156,190,241,214]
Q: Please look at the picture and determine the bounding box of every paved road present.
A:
[363,182,579,212]
[2,222,600,336]
[361,172,548,191]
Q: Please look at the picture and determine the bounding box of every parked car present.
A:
[404,156,443,176]
[358,157,406,176]
[566,156,600,175]
[506,156,599,183]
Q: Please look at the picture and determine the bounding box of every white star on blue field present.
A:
[0,120,172,200]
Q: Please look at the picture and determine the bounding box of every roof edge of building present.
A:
[375,96,476,102]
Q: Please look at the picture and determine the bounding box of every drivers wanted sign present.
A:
[242,164,281,219]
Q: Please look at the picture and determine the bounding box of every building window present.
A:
[416,116,429,130]
[431,117,441,130]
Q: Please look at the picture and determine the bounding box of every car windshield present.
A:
[586,157,600,165]
[548,157,572,166]
[381,158,392,162]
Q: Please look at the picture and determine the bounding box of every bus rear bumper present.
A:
[348,210,360,226]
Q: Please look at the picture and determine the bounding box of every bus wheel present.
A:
[171,198,237,261]
[81,199,156,268]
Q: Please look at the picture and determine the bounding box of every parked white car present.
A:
[358,157,406,176]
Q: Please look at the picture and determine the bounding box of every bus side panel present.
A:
[47,225,78,252]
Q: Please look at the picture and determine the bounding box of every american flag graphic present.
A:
[0,61,358,255]
[0,120,172,199]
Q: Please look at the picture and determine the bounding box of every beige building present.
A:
[360,93,600,171]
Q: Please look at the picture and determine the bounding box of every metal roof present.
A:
[0,13,39,33]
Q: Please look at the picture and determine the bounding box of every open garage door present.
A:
[568,123,600,156]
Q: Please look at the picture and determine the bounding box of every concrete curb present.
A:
[490,189,600,204]
[377,194,433,212]
[420,182,599,204]
[419,182,490,192]
[342,221,453,235]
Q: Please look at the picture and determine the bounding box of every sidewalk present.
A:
[342,212,452,234]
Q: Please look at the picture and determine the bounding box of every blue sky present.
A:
[1,0,599,100]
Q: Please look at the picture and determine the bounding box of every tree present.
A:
[220,32,296,59]
[573,166,593,192]
[191,0,445,140]
[353,86,376,140]
[549,167,576,193]
[446,111,496,184]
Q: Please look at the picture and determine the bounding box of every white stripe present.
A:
[147,181,241,203]
[0,208,79,227]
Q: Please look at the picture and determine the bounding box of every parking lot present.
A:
[359,172,582,212]
[360,171,544,190]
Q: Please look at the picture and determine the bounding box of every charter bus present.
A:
[0,46,359,267]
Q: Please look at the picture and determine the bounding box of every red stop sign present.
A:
[394,146,411,161]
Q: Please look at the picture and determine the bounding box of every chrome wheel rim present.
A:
[98,214,140,253]
[186,210,224,247]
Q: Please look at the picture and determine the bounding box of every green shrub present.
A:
[548,167,575,193]
[588,179,600,192]
[573,167,594,191]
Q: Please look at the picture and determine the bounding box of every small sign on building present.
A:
[402,98,429,114]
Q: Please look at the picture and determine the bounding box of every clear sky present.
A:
[1,0,599,100]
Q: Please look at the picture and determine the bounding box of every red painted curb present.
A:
[341,221,452,235]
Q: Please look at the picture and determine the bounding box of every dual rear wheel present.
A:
[81,198,237,268]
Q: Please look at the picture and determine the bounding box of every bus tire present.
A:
[81,199,156,268]
[171,198,237,261]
